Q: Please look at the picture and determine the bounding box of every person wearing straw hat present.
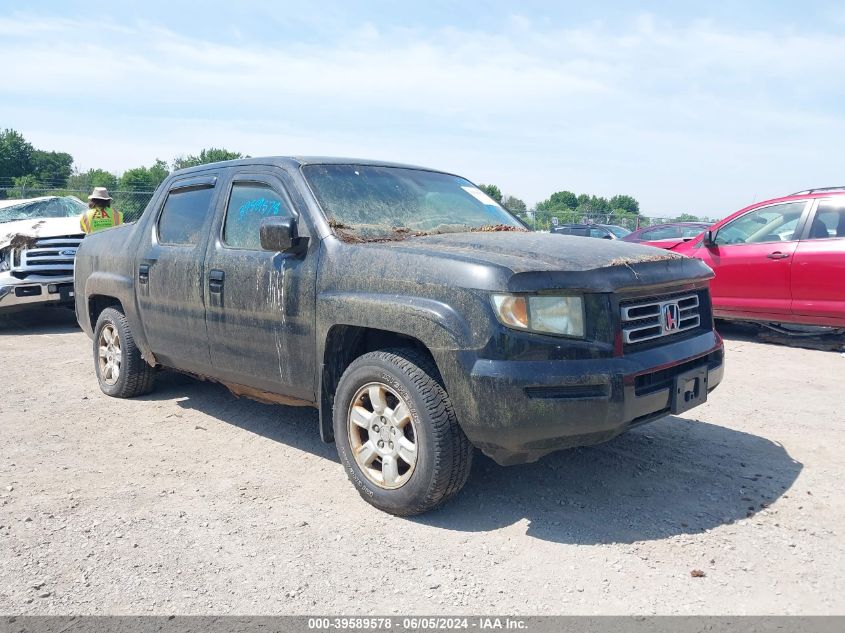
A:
[80,187,123,234]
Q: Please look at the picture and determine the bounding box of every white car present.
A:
[0,196,86,313]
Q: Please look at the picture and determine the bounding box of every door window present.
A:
[681,225,706,238]
[804,201,845,240]
[642,226,681,240]
[223,183,291,250]
[157,186,215,246]
[715,202,806,246]
[588,226,610,238]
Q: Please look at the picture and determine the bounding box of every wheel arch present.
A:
[88,295,124,331]
[83,271,156,365]
[318,325,447,443]
[316,293,477,443]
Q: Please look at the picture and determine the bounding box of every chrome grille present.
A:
[621,293,701,345]
[10,234,84,279]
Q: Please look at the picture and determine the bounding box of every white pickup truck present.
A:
[0,196,86,313]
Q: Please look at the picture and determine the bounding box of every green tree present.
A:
[478,184,502,202]
[119,159,169,191]
[609,194,640,215]
[117,159,169,220]
[609,209,641,230]
[548,190,578,210]
[501,195,526,213]
[30,150,73,186]
[7,174,44,198]
[0,129,35,187]
[67,168,119,192]
[533,205,581,230]
[587,195,610,212]
[535,191,578,221]
[0,129,79,197]
[675,212,701,222]
[172,147,243,171]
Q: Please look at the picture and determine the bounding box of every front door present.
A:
[694,201,809,317]
[136,175,218,374]
[203,171,318,401]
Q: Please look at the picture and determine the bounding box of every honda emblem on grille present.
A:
[662,302,680,333]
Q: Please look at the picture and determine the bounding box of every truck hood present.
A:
[376,231,681,272]
[0,216,81,249]
[356,231,714,293]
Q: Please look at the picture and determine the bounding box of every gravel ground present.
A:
[1,309,844,615]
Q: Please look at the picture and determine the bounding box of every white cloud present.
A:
[1,12,844,215]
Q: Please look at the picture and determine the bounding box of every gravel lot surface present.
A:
[1,309,844,615]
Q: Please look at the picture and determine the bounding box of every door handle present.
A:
[138,264,150,284]
[767,252,790,260]
[208,269,225,293]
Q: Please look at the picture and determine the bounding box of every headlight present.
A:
[0,251,9,273]
[491,294,585,338]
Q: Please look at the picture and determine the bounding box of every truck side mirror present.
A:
[702,229,717,247]
[260,216,300,252]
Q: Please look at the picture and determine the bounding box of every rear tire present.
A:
[93,307,156,398]
[333,348,473,515]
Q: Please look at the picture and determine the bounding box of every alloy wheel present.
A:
[97,324,122,386]
[347,382,418,489]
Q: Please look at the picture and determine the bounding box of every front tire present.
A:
[333,348,473,515]
[93,307,156,398]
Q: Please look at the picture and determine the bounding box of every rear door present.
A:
[695,201,810,316]
[202,169,319,401]
[136,175,218,374]
[791,198,845,323]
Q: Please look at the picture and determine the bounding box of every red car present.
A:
[622,222,711,249]
[673,187,845,329]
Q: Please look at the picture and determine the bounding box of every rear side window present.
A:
[805,201,845,240]
[643,226,681,240]
[157,186,215,246]
[223,183,291,250]
[681,226,706,238]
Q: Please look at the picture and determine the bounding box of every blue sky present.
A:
[2,1,845,216]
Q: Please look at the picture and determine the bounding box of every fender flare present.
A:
[316,292,479,442]
[84,271,156,364]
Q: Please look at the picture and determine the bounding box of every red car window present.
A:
[804,202,845,240]
[643,226,680,240]
[714,202,805,245]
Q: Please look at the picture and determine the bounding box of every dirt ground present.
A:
[1,308,844,615]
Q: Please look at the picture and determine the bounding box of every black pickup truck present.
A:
[74,157,724,515]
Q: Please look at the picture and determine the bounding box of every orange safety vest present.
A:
[80,206,123,234]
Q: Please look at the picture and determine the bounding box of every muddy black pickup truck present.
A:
[75,157,724,515]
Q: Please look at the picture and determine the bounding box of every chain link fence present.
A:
[0,188,155,223]
[520,211,718,232]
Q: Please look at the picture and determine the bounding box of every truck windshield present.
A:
[0,196,87,223]
[302,164,525,240]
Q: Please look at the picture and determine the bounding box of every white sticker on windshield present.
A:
[462,186,498,206]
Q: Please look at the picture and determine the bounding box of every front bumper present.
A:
[0,277,76,312]
[440,330,724,465]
